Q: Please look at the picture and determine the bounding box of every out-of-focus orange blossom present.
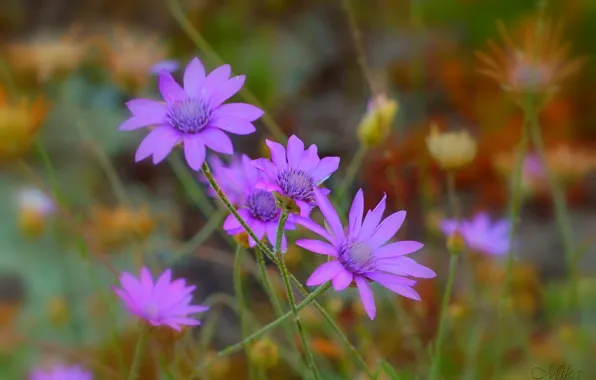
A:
[0,87,50,161]
[86,205,157,252]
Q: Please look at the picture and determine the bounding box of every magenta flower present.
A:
[119,57,263,170]
[252,135,339,216]
[30,364,92,380]
[440,212,510,255]
[221,155,296,252]
[113,267,209,331]
[296,189,436,320]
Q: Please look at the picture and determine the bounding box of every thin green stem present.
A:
[192,283,331,376]
[276,211,320,380]
[429,254,459,380]
[341,0,376,95]
[491,108,530,371]
[200,160,372,377]
[445,173,461,220]
[335,144,367,205]
[234,244,257,379]
[127,325,148,380]
[166,0,286,142]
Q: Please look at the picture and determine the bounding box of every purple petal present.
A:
[214,103,264,122]
[200,128,234,154]
[265,222,278,251]
[183,135,206,171]
[294,216,335,243]
[358,194,387,240]
[201,64,231,100]
[184,57,206,97]
[300,145,320,172]
[126,99,168,119]
[377,257,437,278]
[355,276,376,320]
[165,317,202,326]
[150,60,179,75]
[252,158,278,180]
[332,269,353,291]
[473,212,491,231]
[255,179,283,193]
[241,155,259,187]
[247,222,266,246]
[209,115,256,135]
[373,241,424,259]
[152,269,172,303]
[348,189,364,237]
[365,211,407,249]
[119,273,143,301]
[295,239,337,256]
[119,117,156,131]
[296,200,314,218]
[265,139,287,170]
[151,129,182,164]
[364,272,417,287]
[134,126,178,163]
[286,135,305,168]
[158,69,186,105]
[223,212,242,231]
[313,188,344,242]
[306,261,344,286]
[210,75,246,108]
[439,219,459,236]
[310,157,340,184]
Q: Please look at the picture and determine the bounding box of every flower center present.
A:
[167,98,211,134]
[245,190,279,222]
[510,59,552,91]
[276,169,315,203]
[338,239,376,275]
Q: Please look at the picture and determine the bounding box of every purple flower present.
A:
[296,189,436,320]
[150,60,179,75]
[30,364,92,380]
[119,57,263,170]
[252,135,339,216]
[524,153,545,179]
[113,267,209,331]
[440,212,510,255]
[221,155,296,252]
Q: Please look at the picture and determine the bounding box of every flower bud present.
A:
[272,191,300,214]
[17,188,55,238]
[249,337,279,370]
[426,125,477,171]
[446,229,466,256]
[233,231,250,249]
[357,94,399,148]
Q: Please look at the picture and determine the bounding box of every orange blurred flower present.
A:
[0,87,50,161]
[4,26,90,83]
[476,19,585,104]
[98,26,173,94]
[86,205,157,251]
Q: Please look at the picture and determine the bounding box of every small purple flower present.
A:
[440,212,510,255]
[296,189,436,320]
[252,135,339,216]
[150,60,179,75]
[221,155,296,252]
[30,364,92,380]
[119,57,264,170]
[113,267,209,331]
[524,153,545,179]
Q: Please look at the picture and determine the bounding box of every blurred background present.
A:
[1,0,596,379]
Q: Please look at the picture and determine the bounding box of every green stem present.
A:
[127,325,147,380]
[200,160,372,377]
[491,109,530,371]
[197,283,331,373]
[255,247,302,363]
[234,244,257,379]
[335,144,367,205]
[276,211,320,380]
[445,173,461,220]
[166,0,286,142]
[429,254,459,380]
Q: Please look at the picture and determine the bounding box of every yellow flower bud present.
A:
[425,125,477,171]
[357,94,399,148]
[446,229,466,256]
[249,337,279,370]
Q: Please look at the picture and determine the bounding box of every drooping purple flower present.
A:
[150,60,179,75]
[440,212,510,255]
[221,155,296,252]
[119,57,264,170]
[113,267,209,331]
[29,364,92,380]
[252,135,339,216]
[296,189,436,320]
